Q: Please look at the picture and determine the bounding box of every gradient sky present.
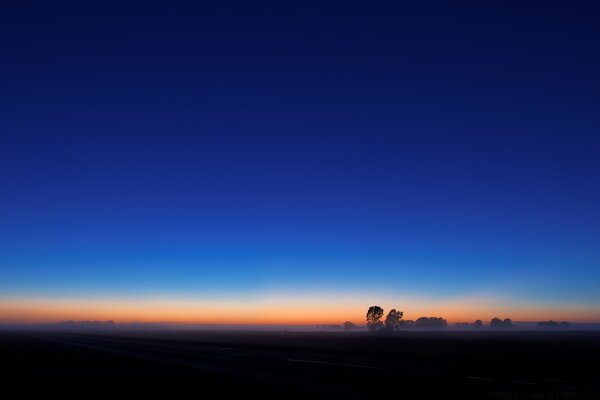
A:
[1,1,599,324]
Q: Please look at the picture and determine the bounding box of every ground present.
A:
[1,330,598,399]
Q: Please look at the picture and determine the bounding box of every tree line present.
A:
[351,305,551,332]
[364,306,450,331]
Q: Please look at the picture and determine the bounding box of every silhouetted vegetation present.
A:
[58,320,115,327]
[399,319,414,328]
[384,309,403,331]
[343,321,357,330]
[455,320,484,329]
[361,307,523,332]
[415,317,448,329]
[316,324,342,329]
[366,306,384,332]
[490,317,512,329]
[537,320,570,328]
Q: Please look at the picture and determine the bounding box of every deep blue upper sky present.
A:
[1,1,599,310]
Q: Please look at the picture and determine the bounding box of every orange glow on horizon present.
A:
[1,294,599,325]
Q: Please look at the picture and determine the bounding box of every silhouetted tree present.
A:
[415,317,447,329]
[343,321,357,330]
[538,320,558,328]
[473,320,483,328]
[366,306,384,332]
[490,317,503,328]
[490,317,512,329]
[538,320,570,328]
[399,319,414,328]
[384,309,403,331]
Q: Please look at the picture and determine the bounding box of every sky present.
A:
[1,1,599,324]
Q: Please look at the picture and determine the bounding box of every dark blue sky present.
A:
[1,1,599,321]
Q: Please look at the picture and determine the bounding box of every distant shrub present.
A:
[415,317,447,329]
[399,320,414,328]
[343,321,357,330]
[490,317,512,329]
[537,320,570,328]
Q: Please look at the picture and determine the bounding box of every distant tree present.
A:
[343,321,357,330]
[490,317,503,328]
[473,320,483,328]
[537,320,570,329]
[399,319,414,328]
[384,309,403,331]
[415,317,447,329]
[366,306,384,332]
[490,317,512,329]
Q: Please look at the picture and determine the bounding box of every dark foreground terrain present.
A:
[1,330,599,399]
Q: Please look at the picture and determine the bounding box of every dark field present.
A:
[1,330,599,399]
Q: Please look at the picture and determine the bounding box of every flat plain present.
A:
[1,330,598,399]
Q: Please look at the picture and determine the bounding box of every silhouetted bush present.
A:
[537,320,570,328]
[455,320,483,329]
[490,317,512,329]
[399,319,414,328]
[343,321,357,330]
[415,317,447,329]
